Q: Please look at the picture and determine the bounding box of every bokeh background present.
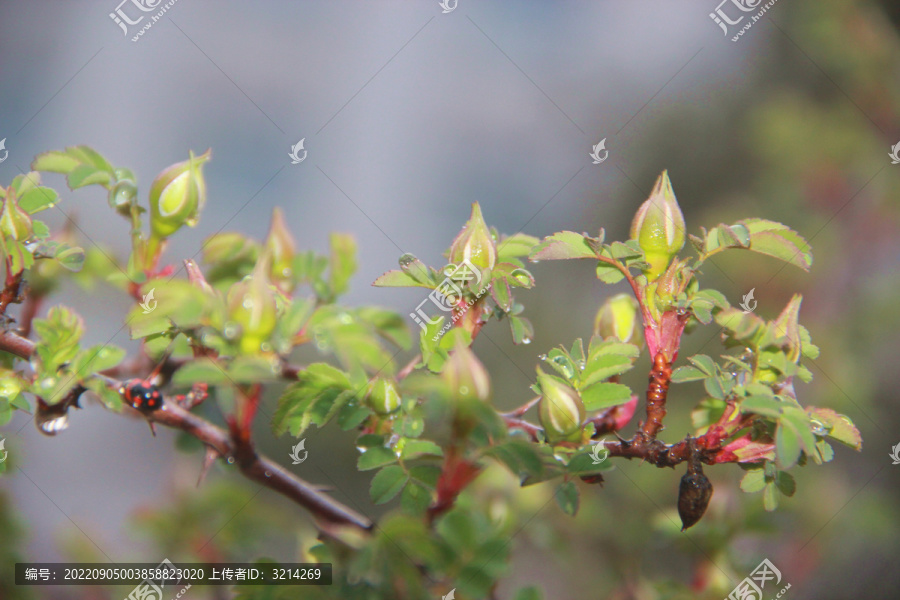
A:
[1,0,898,598]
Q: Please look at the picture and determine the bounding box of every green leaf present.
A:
[509,315,533,345]
[555,480,579,516]
[54,244,85,272]
[580,382,632,411]
[687,354,716,375]
[530,231,597,261]
[763,481,780,511]
[566,451,612,475]
[774,471,796,496]
[671,365,706,383]
[581,353,634,387]
[228,356,280,383]
[328,233,357,297]
[400,480,432,515]
[740,468,766,493]
[595,261,625,284]
[358,446,398,471]
[513,586,544,600]
[357,307,412,350]
[370,465,408,504]
[17,186,59,214]
[486,439,545,479]
[32,146,115,190]
[399,439,443,460]
[73,345,125,376]
[173,359,229,385]
[740,218,813,271]
[807,407,862,450]
[740,395,785,418]
[775,420,801,469]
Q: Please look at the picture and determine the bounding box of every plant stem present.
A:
[0,329,372,532]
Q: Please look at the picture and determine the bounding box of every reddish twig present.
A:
[640,352,672,438]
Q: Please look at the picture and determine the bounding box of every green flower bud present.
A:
[594,293,639,342]
[226,257,278,354]
[537,370,585,444]
[149,149,211,239]
[0,190,33,241]
[265,207,296,288]
[630,170,685,282]
[108,168,139,216]
[448,202,497,272]
[443,341,491,402]
[365,376,402,415]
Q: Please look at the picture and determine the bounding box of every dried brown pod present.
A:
[677,439,713,531]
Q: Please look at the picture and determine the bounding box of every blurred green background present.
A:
[1,0,899,598]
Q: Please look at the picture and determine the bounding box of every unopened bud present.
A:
[594,293,639,342]
[630,171,685,282]
[448,202,497,272]
[0,190,33,241]
[537,370,585,444]
[365,376,402,415]
[265,207,296,288]
[443,341,491,402]
[149,149,211,239]
[226,256,278,353]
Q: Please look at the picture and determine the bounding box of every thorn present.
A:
[147,421,157,437]
[197,446,219,487]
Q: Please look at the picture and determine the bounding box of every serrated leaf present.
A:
[595,261,625,284]
[400,480,432,515]
[358,446,398,471]
[370,465,408,504]
[774,471,795,496]
[399,439,443,460]
[807,407,862,450]
[740,468,767,493]
[741,218,812,271]
[530,231,597,261]
[173,358,228,385]
[17,186,59,214]
[671,365,706,383]
[687,354,716,375]
[581,353,633,387]
[775,420,801,469]
[555,480,579,516]
[372,269,430,288]
[580,382,632,411]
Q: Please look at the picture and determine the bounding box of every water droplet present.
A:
[281,267,292,277]
[260,342,272,353]
[459,385,469,396]
[38,414,69,436]
[339,312,352,325]
[810,419,828,436]
[242,298,254,310]
[538,354,548,361]
[226,456,235,464]
[398,253,417,268]
[223,323,240,339]
[521,337,532,345]
[264,470,272,478]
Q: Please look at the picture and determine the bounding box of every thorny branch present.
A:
[0,329,373,532]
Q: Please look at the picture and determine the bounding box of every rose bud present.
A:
[448,202,497,273]
[149,149,211,239]
[264,207,296,289]
[630,170,685,283]
[594,293,639,342]
[537,370,586,444]
[365,376,402,415]
[0,190,33,241]
[226,255,278,354]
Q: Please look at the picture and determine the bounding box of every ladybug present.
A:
[119,379,164,413]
